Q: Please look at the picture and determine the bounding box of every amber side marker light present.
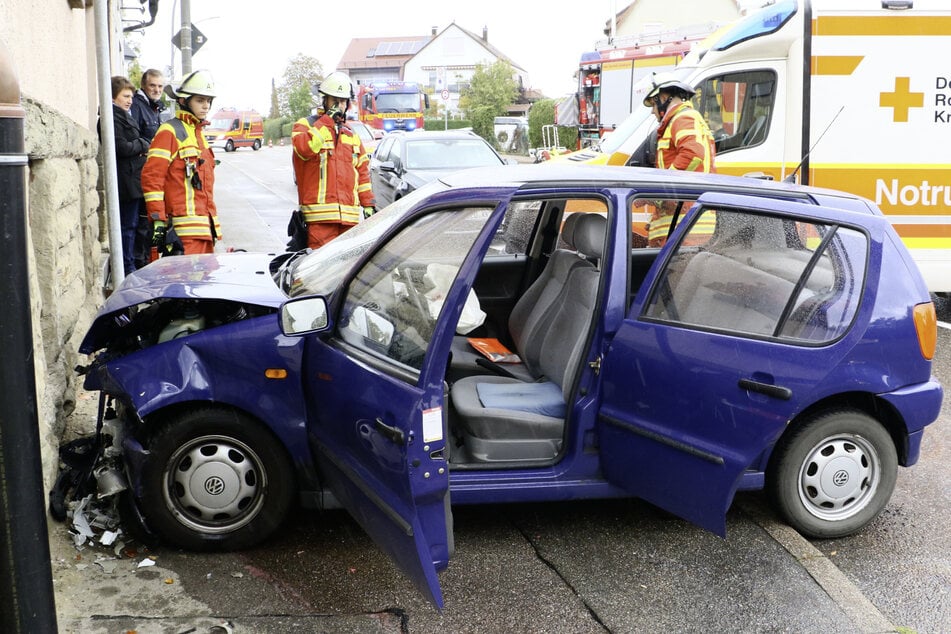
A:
[913,302,937,360]
[265,368,288,379]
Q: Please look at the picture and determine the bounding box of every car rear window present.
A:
[643,207,867,343]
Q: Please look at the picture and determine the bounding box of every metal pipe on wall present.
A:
[0,38,59,634]
[95,0,126,287]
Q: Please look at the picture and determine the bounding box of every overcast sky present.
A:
[128,1,762,112]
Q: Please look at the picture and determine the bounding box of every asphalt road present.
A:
[51,145,950,633]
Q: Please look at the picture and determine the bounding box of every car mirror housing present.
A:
[280,296,330,336]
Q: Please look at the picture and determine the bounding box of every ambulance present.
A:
[555,0,951,293]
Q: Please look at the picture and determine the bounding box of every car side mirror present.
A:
[280,296,330,336]
[379,160,397,173]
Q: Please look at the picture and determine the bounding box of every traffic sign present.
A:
[441,89,450,101]
[172,24,207,54]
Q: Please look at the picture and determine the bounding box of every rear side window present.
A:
[643,207,867,343]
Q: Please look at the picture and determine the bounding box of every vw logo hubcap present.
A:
[204,476,226,495]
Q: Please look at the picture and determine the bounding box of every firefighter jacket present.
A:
[648,102,717,245]
[656,101,716,173]
[291,114,374,225]
[141,111,221,242]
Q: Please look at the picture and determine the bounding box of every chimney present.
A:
[482,26,488,42]
[432,26,437,36]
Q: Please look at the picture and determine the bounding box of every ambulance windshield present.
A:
[600,67,694,155]
[713,0,797,51]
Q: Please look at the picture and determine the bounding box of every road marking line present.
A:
[739,499,896,633]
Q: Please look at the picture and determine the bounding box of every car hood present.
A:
[80,252,285,353]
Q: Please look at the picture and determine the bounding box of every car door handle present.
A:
[738,378,792,400]
[374,418,406,445]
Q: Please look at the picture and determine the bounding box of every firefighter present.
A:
[291,71,375,249]
[141,69,220,256]
[642,72,717,247]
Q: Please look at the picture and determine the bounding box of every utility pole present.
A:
[0,38,59,634]
[180,0,192,75]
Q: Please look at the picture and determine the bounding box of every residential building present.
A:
[338,23,532,117]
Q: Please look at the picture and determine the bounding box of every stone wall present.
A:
[23,97,105,489]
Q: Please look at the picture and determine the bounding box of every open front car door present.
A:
[288,204,503,608]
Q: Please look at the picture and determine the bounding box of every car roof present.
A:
[390,129,483,141]
[437,164,878,214]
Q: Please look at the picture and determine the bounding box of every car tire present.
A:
[225,139,235,152]
[137,407,295,551]
[252,139,261,151]
[766,408,896,539]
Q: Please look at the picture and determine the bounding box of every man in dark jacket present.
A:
[129,69,166,268]
[99,76,150,275]
[130,68,165,141]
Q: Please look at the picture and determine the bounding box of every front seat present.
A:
[450,213,606,463]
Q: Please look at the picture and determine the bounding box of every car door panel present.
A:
[300,204,506,608]
[469,255,527,333]
[598,192,872,536]
[303,341,450,607]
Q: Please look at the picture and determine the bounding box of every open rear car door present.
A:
[597,192,874,536]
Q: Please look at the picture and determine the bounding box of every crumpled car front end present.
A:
[70,252,315,549]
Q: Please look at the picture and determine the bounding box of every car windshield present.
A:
[285,180,449,297]
[375,92,421,112]
[405,139,502,170]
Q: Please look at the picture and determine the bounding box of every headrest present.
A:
[572,213,606,260]
[560,212,582,249]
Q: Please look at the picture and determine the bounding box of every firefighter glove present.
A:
[363,206,376,218]
[152,221,167,247]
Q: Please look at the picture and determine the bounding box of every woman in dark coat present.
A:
[98,75,150,275]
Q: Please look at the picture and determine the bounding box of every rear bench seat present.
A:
[669,251,802,336]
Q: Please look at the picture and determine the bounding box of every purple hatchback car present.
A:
[79,164,941,607]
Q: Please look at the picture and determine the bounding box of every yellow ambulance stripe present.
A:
[814,15,951,36]
[898,237,951,249]
[602,60,633,71]
[812,55,864,76]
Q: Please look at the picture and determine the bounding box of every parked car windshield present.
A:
[286,180,449,298]
[405,139,503,170]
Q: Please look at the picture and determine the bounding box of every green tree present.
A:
[460,60,519,143]
[287,82,314,121]
[126,59,143,89]
[269,78,280,119]
[278,54,324,117]
[527,98,578,151]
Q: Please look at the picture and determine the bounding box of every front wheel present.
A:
[137,407,295,551]
[766,409,897,539]
[225,139,235,152]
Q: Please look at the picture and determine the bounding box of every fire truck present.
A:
[354,81,430,134]
[575,28,712,148]
[205,108,264,152]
